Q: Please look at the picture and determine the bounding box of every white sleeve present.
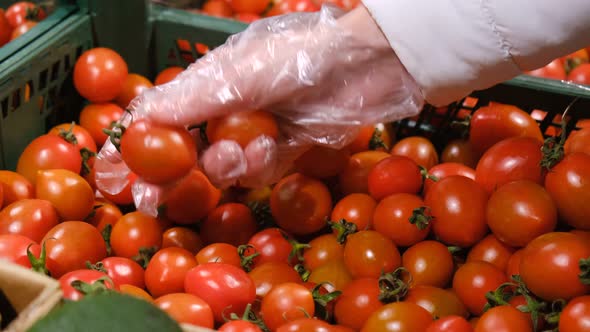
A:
[361,0,590,106]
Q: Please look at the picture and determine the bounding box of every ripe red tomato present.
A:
[48,123,97,169]
[43,221,107,278]
[79,103,124,147]
[120,119,197,185]
[59,269,116,301]
[303,233,344,271]
[207,110,279,149]
[466,234,516,272]
[372,193,431,247]
[246,228,297,267]
[425,176,488,247]
[565,127,590,156]
[270,173,332,236]
[405,285,469,319]
[115,73,154,108]
[544,153,590,230]
[266,0,320,16]
[525,59,567,80]
[162,227,203,255]
[154,293,214,328]
[16,134,82,185]
[110,211,163,259]
[145,247,198,298]
[391,136,439,170]
[87,199,123,233]
[475,137,544,193]
[73,48,128,103]
[0,234,36,265]
[35,169,95,221]
[469,103,543,156]
[154,66,184,86]
[119,284,153,302]
[441,139,479,168]
[308,258,353,293]
[5,2,46,28]
[425,315,473,332]
[185,262,256,323]
[334,278,382,330]
[0,170,34,206]
[276,318,344,332]
[330,193,376,232]
[0,9,13,47]
[260,282,315,331]
[229,0,269,14]
[202,0,234,17]
[94,256,145,289]
[219,320,262,332]
[196,243,241,267]
[452,261,508,316]
[234,12,261,23]
[423,162,476,196]
[474,305,533,332]
[343,230,401,279]
[339,151,390,195]
[248,261,302,298]
[505,249,523,278]
[486,180,557,247]
[9,20,36,40]
[367,155,423,200]
[361,301,433,332]
[402,240,454,288]
[559,295,590,332]
[520,232,590,301]
[294,146,351,179]
[567,63,590,85]
[0,199,59,243]
[199,203,257,246]
[347,123,393,154]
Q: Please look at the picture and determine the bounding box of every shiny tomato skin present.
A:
[466,234,516,272]
[391,136,439,170]
[330,193,376,232]
[402,240,454,288]
[184,262,256,323]
[59,269,116,301]
[441,139,479,168]
[79,103,124,147]
[275,318,340,332]
[266,0,319,16]
[334,277,382,330]
[423,162,476,196]
[404,285,469,319]
[372,193,431,247]
[343,230,401,279]
[0,171,34,205]
[202,0,234,17]
[425,315,473,332]
[486,180,557,247]
[0,199,59,243]
[35,169,95,222]
[96,256,145,289]
[162,227,203,255]
[425,176,488,247]
[526,59,567,80]
[154,293,214,328]
[9,20,36,40]
[115,73,153,108]
[559,295,590,332]
[294,146,351,179]
[48,122,98,158]
[119,284,153,302]
[73,47,128,103]
[207,110,279,149]
[229,0,270,14]
[367,155,423,200]
[247,228,295,267]
[0,234,36,264]
[475,137,544,194]
[248,261,302,299]
[505,249,523,278]
[308,259,353,293]
[520,232,590,301]
[195,243,241,267]
[87,199,123,233]
[5,2,46,28]
[567,63,590,85]
[361,301,433,332]
[218,320,262,332]
[110,211,163,259]
[544,153,590,230]
[199,203,257,246]
[270,173,332,236]
[474,305,533,332]
[43,221,107,278]
[303,233,344,271]
[0,9,10,47]
[120,119,197,185]
[339,151,390,195]
[260,282,315,331]
[16,134,82,185]
[452,261,508,316]
[347,123,393,154]
[565,127,590,156]
[154,66,184,86]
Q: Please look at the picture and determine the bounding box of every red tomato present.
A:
[347,123,393,154]
[110,211,163,260]
[229,0,270,14]
[567,63,590,85]
[486,180,557,247]
[276,318,343,332]
[425,176,488,247]
[154,66,184,86]
[303,233,344,271]
[59,269,117,301]
[0,9,13,47]
[559,295,590,332]
[162,227,203,255]
[115,73,154,108]
[525,59,567,80]
[339,151,390,195]
[202,0,234,17]
[294,146,351,179]
[475,137,544,194]
[247,228,297,267]
[266,0,320,16]
[120,119,197,185]
[196,243,241,267]
[43,221,107,278]
[361,301,433,332]
[73,48,129,103]
[0,199,59,243]
[544,153,590,230]
[199,203,257,246]
[87,199,123,233]
[48,123,97,170]
[391,136,439,170]
[330,193,376,232]
[184,262,256,323]
[423,162,476,196]
[154,293,214,328]
[249,261,302,298]
[308,258,353,292]
[9,20,36,40]
[466,234,516,272]
[79,103,124,147]
[0,170,34,206]
[94,256,145,289]
[219,320,263,332]
[520,232,590,301]
[314,0,346,8]
[145,247,198,298]
[0,234,36,265]
[505,249,523,278]
[16,134,82,185]
[426,315,473,332]
[260,282,315,331]
[441,139,479,168]
[343,230,401,279]
[367,155,423,200]
[35,169,95,221]
[207,110,279,149]
[565,127,590,156]
[404,285,469,319]
[5,2,46,28]
[402,240,454,288]
[372,193,431,247]
[334,278,382,330]
[119,284,153,302]
[270,173,332,236]
[474,305,533,332]
[453,261,508,316]
[234,12,261,23]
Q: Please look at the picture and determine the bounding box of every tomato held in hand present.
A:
[559,295,590,332]
[115,73,154,109]
[59,269,117,301]
[79,103,124,147]
[402,240,454,288]
[452,261,508,316]
[361,301,433,332]
[391,136,439,170]
[155,293,214,328]
[35,169,95,221]
[207,110,279,149]
[0,199,59,243]
[73,47,128,103]
[0,170,34,206]
[367,155,423,200]
[372,193,431,247]
[343,230,401,279]
[120,119,197,185]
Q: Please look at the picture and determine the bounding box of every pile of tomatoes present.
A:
[526,47,590,85]
[0,1,48,48]
[2,46,590,332]
[189,0,360,24]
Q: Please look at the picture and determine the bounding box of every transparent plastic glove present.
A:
[94,4,425,216]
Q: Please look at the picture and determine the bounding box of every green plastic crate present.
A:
[0,0,589,171]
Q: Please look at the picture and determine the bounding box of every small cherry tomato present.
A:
[155,293,214,328]
[391,136,439,170]
[59,269,116,301]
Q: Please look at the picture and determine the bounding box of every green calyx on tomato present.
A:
[132,246,158,269]
[70,276,116,298]
[86,261,108,274]
[294,264,311,282]
[328,218,358,244]
[102,116,129,152]
[237,244,260,272]
[311,282,342,321]
[247,201,276,229]
[540,98,579,170]
[578,258,590,285]
[378,267,412,304]
[222,303,268,332]
[286,238,310,265]
[101,224,113,256]
[26,241,51,276]
[368,128,388,151]
[408,206,433,230]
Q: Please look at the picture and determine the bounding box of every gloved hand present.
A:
[94,4,425,216]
